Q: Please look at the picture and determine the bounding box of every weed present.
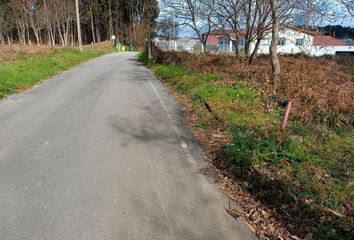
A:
[0,47,111,98]
[141,50,354,239]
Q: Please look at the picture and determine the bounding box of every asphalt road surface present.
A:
[0,53,256,240]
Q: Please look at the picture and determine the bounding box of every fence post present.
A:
[281,101,293,130]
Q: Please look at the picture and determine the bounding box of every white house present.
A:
[207,26,353,57]
[155,37,200,51]
[176,38,200,51]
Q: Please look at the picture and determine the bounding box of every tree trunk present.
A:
[202,41,206,53]
[89,2,96,44]
[108,0,113,38]
[131,2,135,45]
[43,0,52,45]
[269,0,280,92]
[7,34,11,45]
[57,21,65,46]
[244,38,250,56]
[70,21,74,46]
[234,37,240,58]
[34,30,40,45]
[0,32,4,45]
[39,31,42,45]
[17,20,26,45]
[64,18,71,46]
[49,24,55,45]
[95,13,101,42]
[249,37,261,65]
[244,1,252,56]
[29,17,40,45]
[47,26,52,45]
[24,12,31,45]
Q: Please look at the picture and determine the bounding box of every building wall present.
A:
[310,46,354,56]
[218,37,245,53]
[176,38,199,51]
[250,28,314,55]
[217,27,352,56]
[155,38,200,52]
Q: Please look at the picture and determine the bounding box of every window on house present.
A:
[239,38,245,46]
[219,39,229,52]
[295,38,305,46]
[278,38,286,46]
[260,38,270,45]
[219,40,224,52]
[232,43,236,52]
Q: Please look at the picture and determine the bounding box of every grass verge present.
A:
[138,51,354,239]
[0,47,113,99]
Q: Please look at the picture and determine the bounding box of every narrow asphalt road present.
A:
[0,53,256,240]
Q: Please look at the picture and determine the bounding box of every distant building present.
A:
[155,37,200,52]
[205,26,354,56]
[176,38,200,51]
[341,38,354,46]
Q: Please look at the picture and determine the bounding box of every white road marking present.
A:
[148,78,197,167]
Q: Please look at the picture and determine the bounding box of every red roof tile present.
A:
[313,36,347,46]
[207,35,221,45]
[283,25,319,36]
[205,30,248,45]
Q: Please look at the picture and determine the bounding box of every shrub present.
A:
[152,49,354,125]
[143,50,354,238]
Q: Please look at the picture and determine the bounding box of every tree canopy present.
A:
[0,0,159,47]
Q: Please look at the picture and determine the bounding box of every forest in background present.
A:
[320,25,354,39]
[0,0,159,48]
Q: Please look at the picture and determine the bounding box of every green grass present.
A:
[0,47,112,98]
[138,51,354,239]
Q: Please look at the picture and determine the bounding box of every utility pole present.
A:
[75,0,83,51]
[174,21,177,51]
[148,32,152,60]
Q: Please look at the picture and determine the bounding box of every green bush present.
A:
[137,51,150,65]
[215,124,318,176]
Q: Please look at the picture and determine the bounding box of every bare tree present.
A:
[267,0,304,88]
[0,3,12,44]
[27,0,45,45]
[211,0,243,57]
[160,0,214,52]
[246,0,272,64]
[211,0,273,63]
[89,0,96,44]
[269,0,280,92]
[156,18,179,40]
[337,0,354,16]
[0,0,158,47]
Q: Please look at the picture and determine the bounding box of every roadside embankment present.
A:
[0,42,114,99]
[139,50,354,239]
